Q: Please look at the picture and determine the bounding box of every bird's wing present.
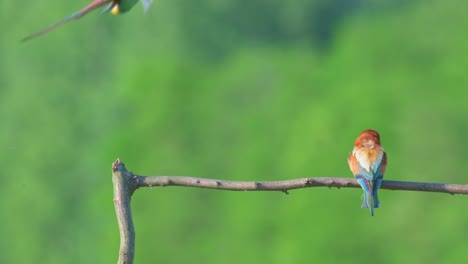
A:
[22,0,112,42]
[372,152,386,201]
[347,152,361,175]
[371,150,385,175]
[378,152,387,177]
[349,151,378,195]
[140,0,153,13]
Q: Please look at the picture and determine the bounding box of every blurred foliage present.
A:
[2,0,468,263]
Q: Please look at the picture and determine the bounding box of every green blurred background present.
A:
[2,0,468,263]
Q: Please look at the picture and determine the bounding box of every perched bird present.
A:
[347,129,387,216]
[22,0,153,42]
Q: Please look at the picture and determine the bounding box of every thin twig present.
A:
[111,159,468,264]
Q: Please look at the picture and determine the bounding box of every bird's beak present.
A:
[363,140,374,148]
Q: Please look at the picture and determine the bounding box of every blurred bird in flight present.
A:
[22,0,153,42]
[347,129,387,216]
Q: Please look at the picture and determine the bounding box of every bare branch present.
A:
[112,160,137,264]
[135,173,468,195]
[111,159,468,263]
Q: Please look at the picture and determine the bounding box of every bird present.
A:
[347,129,387,216]
[22,0,153,42]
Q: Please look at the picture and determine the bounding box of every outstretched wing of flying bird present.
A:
[22,0,113,42]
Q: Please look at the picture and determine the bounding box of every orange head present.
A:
[354,129,381,149]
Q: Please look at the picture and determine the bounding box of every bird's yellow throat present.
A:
[111,5,120,15]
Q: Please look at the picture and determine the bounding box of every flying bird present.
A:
[347,129,387,216]
[22,0,153,42]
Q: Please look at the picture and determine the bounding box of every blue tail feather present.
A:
[373,190,381,208]
[362,192,374,216]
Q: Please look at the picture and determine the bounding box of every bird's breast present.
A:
[353,147,384,173]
